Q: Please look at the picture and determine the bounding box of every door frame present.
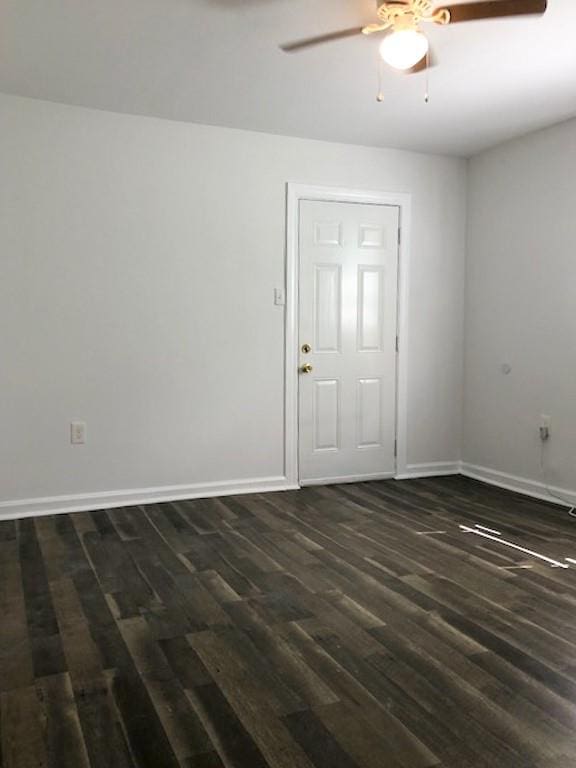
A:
[284,183,412,487]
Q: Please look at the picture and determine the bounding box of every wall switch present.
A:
[71,421,87,445]
[274,288,286,306]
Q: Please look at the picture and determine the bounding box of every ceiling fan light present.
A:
[379,29,429,71]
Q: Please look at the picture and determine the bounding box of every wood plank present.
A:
[35,673,91,768]
[0,685,49,768]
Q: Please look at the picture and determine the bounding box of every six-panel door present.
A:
[298,199,399,484]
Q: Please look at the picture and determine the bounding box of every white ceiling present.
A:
[0,0,574,156]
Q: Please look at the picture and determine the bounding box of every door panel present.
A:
[314,265,342,353]
[357,266,385,351]
[298,199,399,485]
[357,378,382,449]
[313,379,340,452]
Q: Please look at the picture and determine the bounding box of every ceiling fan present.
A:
[280,0,548,73]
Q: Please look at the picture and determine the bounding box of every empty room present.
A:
[2,0,576,765]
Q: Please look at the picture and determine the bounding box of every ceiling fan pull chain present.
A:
[424,49,430,103]
[377,57,385,102]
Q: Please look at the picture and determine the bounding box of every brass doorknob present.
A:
[300,363,313,374]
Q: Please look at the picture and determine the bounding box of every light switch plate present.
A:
[71,421,87,445]
[274,288,286,306]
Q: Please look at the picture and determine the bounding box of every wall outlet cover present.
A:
[70,421,87,445]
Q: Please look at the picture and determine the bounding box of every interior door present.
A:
[298,199,399,485]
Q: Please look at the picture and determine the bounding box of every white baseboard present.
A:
[395,461,461,480]
[460,462,576,508]
[0,476,298,521]
[3,462,573,522]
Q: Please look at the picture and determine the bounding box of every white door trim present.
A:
[285,183,412,486]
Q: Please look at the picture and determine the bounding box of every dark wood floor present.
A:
[3,477,576,767]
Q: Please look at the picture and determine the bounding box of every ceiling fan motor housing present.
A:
[376,1,450,26]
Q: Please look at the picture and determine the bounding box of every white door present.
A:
[298,199,399,485]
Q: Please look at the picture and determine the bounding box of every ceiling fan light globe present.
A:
[379,30,429,70]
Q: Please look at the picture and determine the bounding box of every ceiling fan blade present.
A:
[280,27,364,53]
[436,0,547,23]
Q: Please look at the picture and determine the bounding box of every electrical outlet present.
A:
[539,415,551,442]
[70,421,87,445]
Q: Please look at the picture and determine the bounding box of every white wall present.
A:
[0,93,466,515]
[464,118,576,497]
